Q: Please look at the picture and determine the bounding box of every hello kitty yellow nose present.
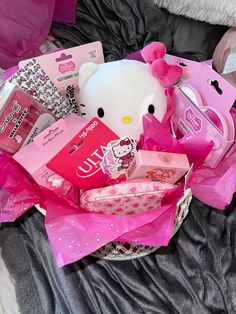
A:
[122,116,132,124]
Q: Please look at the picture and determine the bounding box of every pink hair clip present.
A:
[141,42,182,87]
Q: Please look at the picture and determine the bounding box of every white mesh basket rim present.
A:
[91,188,192,260]
[35,188,192,261]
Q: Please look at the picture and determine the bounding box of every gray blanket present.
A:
[0,1,232,313]
[154,0,236,27]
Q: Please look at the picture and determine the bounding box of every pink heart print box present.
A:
[80,179,175,215]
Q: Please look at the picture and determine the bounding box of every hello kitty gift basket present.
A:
[1,41,236,267]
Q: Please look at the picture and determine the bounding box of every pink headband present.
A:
[141,42,182,87]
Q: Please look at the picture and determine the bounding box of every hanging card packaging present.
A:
[8,61,68,118]
[13,114,87,200]
[166,54,236,168]
[47,118,119,190]
[19,42,104,114]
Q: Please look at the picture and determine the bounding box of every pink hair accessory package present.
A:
[80,179,175,215]
[13,113,87,204]
[166,54,236,168]
[19,42,104,114]
[126,150,190,184]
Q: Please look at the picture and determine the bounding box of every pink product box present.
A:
[126,150,190,184]
[13,113,87,191]
[166,54,236,168]
[80,179,175,216]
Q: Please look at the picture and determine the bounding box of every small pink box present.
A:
[126,150,190,184]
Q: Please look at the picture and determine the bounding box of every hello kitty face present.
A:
[112,138,133,158]
[79,60,167,139]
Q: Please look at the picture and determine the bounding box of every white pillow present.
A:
[154,0,236,27]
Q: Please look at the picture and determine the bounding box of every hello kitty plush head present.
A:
[79,42,182,139]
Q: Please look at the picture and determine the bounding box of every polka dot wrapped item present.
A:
[80,179,176,215]
[91,188,192,260]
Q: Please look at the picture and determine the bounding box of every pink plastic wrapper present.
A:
[187,109,236,209]
[188,141,236,209]
[0,150,79,222]
[0,152,40,222]
[43,184,183,267]
[138,113,213,164]
[0,0,76,69]
[139,113,236,210]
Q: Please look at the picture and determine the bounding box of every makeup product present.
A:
[0,83,55,153]
[126,150,190,184]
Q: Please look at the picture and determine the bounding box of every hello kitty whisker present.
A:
[80,104,85,107]
[81,113,87,116]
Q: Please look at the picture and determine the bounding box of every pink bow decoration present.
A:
[120,139,131,146]
[141,42,182,87]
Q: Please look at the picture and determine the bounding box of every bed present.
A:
[1,0,236,313]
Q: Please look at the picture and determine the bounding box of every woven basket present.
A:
[36,188,192,261]
[91,188,192,260]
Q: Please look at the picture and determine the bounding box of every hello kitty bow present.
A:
[141,42,182,87]
[120,139,131,146]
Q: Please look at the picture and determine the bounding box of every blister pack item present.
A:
[80,179,175,215]
[19,42,105,114]
[13,114,87,203]
[47,118,119,190]
[8,60,68,118]
[166,54,236,168]
[0,83,56,154]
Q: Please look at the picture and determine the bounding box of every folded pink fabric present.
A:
[0,0,76,69]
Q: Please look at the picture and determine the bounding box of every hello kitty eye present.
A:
[148,104,155,114]
[97,108,105,118]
